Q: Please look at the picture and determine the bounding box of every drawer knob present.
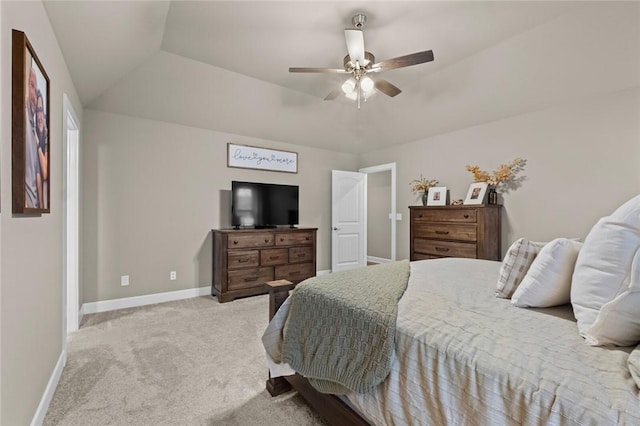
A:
[418,214,423,218]
[435,231,449,235]
[269,256,278,260]
[233,240,238,245]
[463,214,469,219]
[265,239,269,243]
[244,277,258,282]
[297,254,305,258]
[435,247,450,252]
[238,258,249,263]
[305,237,310,241]
[280,238,285,242]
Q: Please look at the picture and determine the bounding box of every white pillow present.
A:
[571,194,640,346]
[496,238,546,299]
[628,344,640,389]
[511,238,583,308]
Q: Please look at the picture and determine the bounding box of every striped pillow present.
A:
[629,344,640,389]
[496,238,546,298]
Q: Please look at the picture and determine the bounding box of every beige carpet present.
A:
[43,295,327,425]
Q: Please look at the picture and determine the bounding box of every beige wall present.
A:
[367,171,391,260]
[360,88,640,260]
[0,2,83,424]
[82,110,358,303]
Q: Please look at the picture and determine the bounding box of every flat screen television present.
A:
[231,181,299,228]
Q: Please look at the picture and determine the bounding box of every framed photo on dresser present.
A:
[427,186,447,206]
[463,182,488,205]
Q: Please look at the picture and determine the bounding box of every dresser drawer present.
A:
[289,246,313,263]
[275,262,315,283]
[414,239,477,258]
[275,232,313,246]
[261,249,288,266]
[228,233,274,249]
[227,267,274,290]
[227,250,259,269]
[413,223,477,242]
[412,209,477,223]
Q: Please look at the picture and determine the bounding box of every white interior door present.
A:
[331,170,367,272]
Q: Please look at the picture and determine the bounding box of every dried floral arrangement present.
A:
[466,157,527,192]
[410,175,439,193]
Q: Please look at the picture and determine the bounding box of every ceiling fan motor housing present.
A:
[343,51,375,71]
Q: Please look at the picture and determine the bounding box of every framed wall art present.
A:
[227,143,297,174]
[427,186,448,206]
[463,182,489,205]
[12,29,50,214]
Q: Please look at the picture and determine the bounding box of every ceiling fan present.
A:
[289,14,434,108]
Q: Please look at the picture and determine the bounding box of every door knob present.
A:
[333,227,340,231]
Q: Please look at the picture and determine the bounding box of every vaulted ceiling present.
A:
[43,1,639,153]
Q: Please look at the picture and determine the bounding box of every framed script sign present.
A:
[227,143,298,174]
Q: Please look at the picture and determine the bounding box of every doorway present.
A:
[359,163,397,264]
[62,94,80,340]
[331,163,397,271]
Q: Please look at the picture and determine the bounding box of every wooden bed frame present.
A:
[265,280,371,426]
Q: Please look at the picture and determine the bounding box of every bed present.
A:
[263,257,640,425]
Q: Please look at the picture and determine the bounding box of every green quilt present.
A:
[281,260,410,395]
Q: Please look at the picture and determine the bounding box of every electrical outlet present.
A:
[121,275,130,286]
[170,271,177,281]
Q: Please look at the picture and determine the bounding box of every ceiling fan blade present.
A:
[374,78,402,97]
[344,29,365,65]
[372,50,434,71]
[289,67,348,73]
[324,88,342,101]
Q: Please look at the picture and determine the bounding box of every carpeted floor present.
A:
[43,295,327,425]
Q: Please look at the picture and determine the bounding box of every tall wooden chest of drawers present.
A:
[211,228,317,302]
[409,205,501,261]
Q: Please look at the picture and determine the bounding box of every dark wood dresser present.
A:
[211,228,317,303]
[409,205,501,261]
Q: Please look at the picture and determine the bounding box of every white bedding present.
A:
[265,258,640,425]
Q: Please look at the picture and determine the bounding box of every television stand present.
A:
[211,227,318,303]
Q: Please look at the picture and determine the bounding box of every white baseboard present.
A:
[78,304,85,326]
[367,256,392,264]
[82,286,211,315]
[31,350,66,426]
[317,269,331,276]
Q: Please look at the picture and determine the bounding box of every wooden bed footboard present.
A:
[265,280,371,426]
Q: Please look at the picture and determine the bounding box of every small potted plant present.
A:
[410,175,439,206]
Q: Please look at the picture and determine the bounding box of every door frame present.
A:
[358,162,397,262]
[62,93,80,343]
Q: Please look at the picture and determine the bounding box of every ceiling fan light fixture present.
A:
[360,76,374,92]
[341,78,356,94]
[345,91,358,101]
